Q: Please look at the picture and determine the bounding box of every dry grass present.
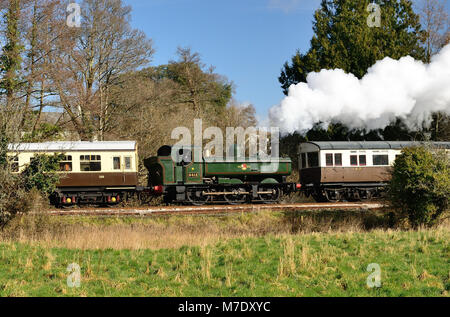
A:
[0,210,281,249]
[0,208,448,251]
[2,221,228,250]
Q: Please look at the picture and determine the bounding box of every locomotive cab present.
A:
[144,145,203,188]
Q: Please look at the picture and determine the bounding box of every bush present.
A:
[0,169,31,227]
[0,137,27,226]
[21,154,63,196]
[388,146,450,228]
[0,134,8,167]
[0,147,62,227]
[1,189,52,240]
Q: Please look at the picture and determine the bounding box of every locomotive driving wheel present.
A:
[258,187,281,204]
[186,188,210,206]
[224,187,247,205]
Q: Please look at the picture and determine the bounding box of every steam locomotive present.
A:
[144,145,299,205]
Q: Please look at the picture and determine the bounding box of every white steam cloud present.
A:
[270,44,450,133]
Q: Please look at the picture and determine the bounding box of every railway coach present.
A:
[298,141,450,202]
[7,141,139,206]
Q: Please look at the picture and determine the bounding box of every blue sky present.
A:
[122,0,322,122]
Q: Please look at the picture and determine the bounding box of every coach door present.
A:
[113,155,134,185]
[113,156,126,184]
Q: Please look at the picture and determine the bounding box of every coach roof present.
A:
[304,141,450,150]
[8,141,137,152]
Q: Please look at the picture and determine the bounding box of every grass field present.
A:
[0,210,449,297]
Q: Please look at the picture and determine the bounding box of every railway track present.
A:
[42,202,385,217]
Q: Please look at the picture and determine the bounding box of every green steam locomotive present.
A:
[144,145,300,205]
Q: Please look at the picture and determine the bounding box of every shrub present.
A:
[0,142,62,227]
[21,154,63,196]
[0,169,31,227]
[0,138,26,226]
[1,189,52,240]
[0,134,8,167]
[388,146,450,228]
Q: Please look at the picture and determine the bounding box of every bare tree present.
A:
[219,99,257,130]
[21,0,62,133]
[49,0,154,140]
[444,30,450,45]
[416,0,450,141]
[107,58,237,168]
[417,0,450,61]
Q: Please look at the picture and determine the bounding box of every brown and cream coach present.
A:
[7,141,140,205]
[298,141,450,202]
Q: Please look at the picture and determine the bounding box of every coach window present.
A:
[113,157,121,170]
[373,154,389,166]
[124,157,132,170]
[350,155,358,166]
[359,155,367,166]
[80,155,102,171]
[334,153,342,166]
[301,153,307,169]
[307,152,319,168]
[325,154,333,166]
[59,155,73,172]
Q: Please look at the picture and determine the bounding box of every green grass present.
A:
[1,228,448,297]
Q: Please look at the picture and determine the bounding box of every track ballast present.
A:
[41,202,384,217]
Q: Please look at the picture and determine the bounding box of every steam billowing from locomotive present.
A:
[269,44,450,133]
